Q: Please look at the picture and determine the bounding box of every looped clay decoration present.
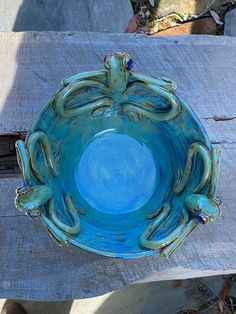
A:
[15,51,221,258]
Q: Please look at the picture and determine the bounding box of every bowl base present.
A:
[76,131,157,214]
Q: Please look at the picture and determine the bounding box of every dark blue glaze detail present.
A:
[196,214,205,224]
[20,184,28,191]
[126,59,134,71]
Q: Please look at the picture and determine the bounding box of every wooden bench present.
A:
[0,32,236,300]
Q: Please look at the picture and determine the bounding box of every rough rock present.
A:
[224,8,236,36]
[152,0,209,18]
[152,17,216,36]
[0,0,133,33]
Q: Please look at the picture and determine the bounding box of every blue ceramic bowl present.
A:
[15,52,221,258]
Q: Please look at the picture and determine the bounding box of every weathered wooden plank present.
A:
[0,144,236,300]
[0,33,236,133]
[0,205,236,301]
[0,32,236,300]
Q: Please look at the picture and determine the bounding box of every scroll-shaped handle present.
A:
[54,79,110,117]
[139,203,188,250]
[140,203,170,249]
[131,72,177,92]
[62,70,106,86]
[40,214,69,247]
[40,195,81,247]
[27,131,59,182]
[15,140,33,185]
[176,144,221,225]
[48,196,81,235]
[175,142,212,195]
[15,139,52,216]
[15,130,82,243]
[124,83,181,122]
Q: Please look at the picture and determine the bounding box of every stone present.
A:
[152,17,216,36]
[0,0,133,33]
[152,0,209,18]
[224,8,236,36]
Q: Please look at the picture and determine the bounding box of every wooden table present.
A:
[0,32,236,301]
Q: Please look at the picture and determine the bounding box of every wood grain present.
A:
[0,32,236,300]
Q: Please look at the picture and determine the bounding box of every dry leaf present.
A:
[148,0,155,6]
[210,9,223,25]
[148,13,182,34]
[125,14,140,33]
[218,276,232,312]
[172,280,183,287]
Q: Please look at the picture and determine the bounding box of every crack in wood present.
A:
[202,116,236,121]
[212,140,236,145]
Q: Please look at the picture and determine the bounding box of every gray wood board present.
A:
[1,32,236,135]
[0,32,236,300]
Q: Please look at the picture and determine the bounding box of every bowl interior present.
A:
[30,92,210,257]
[76,132,157,214]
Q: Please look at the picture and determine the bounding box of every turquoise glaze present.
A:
[77,132,157,214]
[15,52,221,258]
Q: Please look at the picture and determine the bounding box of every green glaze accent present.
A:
[140,204,189,250]
[175,144,221,224]
[146,203,169,219]
[175,142,212,195]
[55,80,110,117]
[62,70,106,87]
[185,194,221,223]
[131,73,177,92]
[54,51,181,121]
[27,131,59,181]
[15,140,33,185]
[161,148,221,257]
[123,83,180,121]
[15,184,53,216]
[145,203,171,223]
[15,131,81,238]
[140,143,221,257]
[48,196,80,235]
[161,218,198,258]
[40,214,69,247]
[104,51,131,93]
